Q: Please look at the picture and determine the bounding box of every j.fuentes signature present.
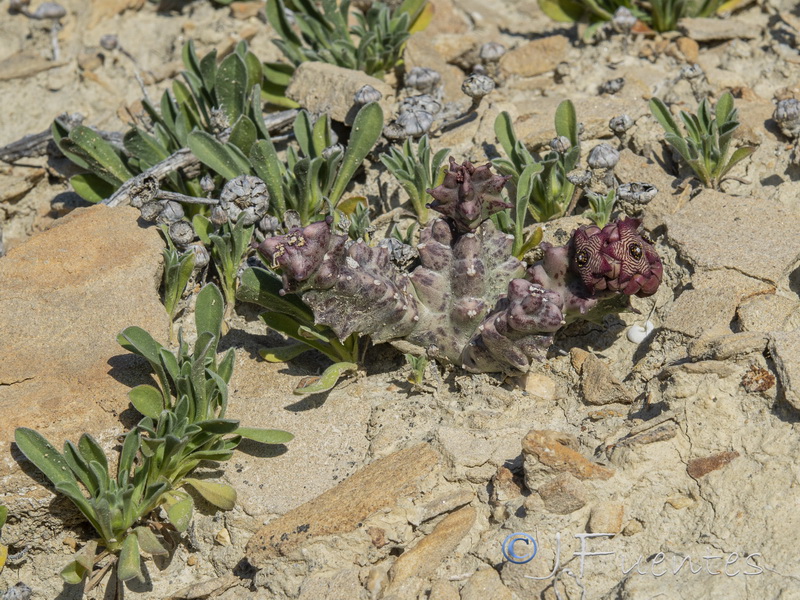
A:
[501,532,764,579]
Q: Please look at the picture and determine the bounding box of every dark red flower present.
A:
[570,218,662,297]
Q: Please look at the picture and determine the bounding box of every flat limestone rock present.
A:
[0,205,167,505]
[245,444,440,566]
[460,568,513,600]
[0,52,64,82]
[736,294,800,333]
[386,505,477,590]
[662,269,773,339]
[89,0,146,28]
[769,331,800,412]
[666,190,800,286]
[285,62,395,125]
[576,352,635,406]
[499,35,569,78]
[522,429,615,488]
[678,17,762,42]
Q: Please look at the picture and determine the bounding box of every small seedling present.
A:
[584,188,617,227]
[649,92,756,189]
[160,226,196,338]
[490,162,543,259]
[193,214,254,312]
[344,199,373,242]
[15,426,172,586]
[380,134,449,223]
[405,353,429,387]
[119,284,292,507]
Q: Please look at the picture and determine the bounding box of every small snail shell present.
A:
[627,320,654,344]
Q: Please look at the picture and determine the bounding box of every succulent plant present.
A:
[618,182,657,205]
[245,159,663,376]
[426,158,512,232]
[479,42,506,63]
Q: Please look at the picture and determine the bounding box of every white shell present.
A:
[627,320,654,344]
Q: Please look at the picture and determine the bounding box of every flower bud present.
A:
[31,2,66,19]
[479,42,506,63]
[599,77,625,95]
[609,114,634,135]
[258,215,281,233]
[461,73,495,99]
[210,205,228,226]
[378,237,418,267]
[322,143,344,160]
[209,107,229,134]
[283,210,302,230]
[680,64,704,80]
[219,175,269,226]
[8,0,31,14]
[129,175,158,208]
[186,242,209,269]
[587,143,620,170]
[618,182,657,204]
[567,169,591,186]
[99,34,118,51]
[405,67,441,94]
[169,219,195,246]
[395,109,434,137]
[399,94,441,116]
[774,98,800,140]
[139,201,163,222]
[354,84,382,105]
[612,7,637,33]
[157,201,185,224]
[200,174,215,194]
[549,136,571,153]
